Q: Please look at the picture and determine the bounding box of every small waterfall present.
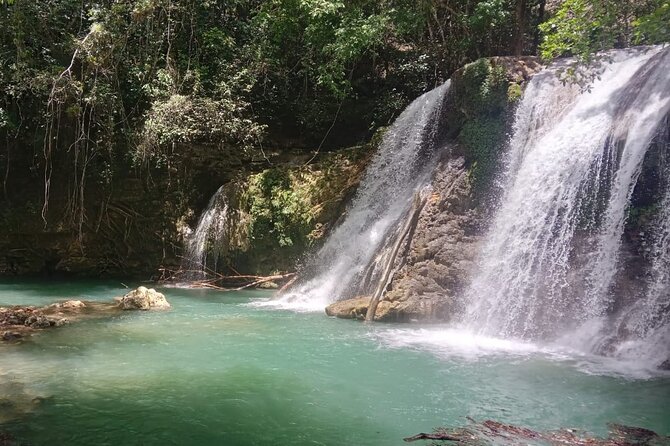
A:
[181,185,229,280]
[274,81,451,310]
[465,46,670,347]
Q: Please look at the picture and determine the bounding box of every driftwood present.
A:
[159,266,296,292]
[365,190,429,321]
[404,433,463,442]
[404,419,670,445]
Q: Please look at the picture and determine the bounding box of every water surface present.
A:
[1,281,668,445]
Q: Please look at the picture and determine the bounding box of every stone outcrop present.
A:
[1,289,170,341]
[323,157,484,323]
[0,307,69,331]
[0,300,89,340]
[325,296,370,320]
[117,286,171,310]
[0,142,371,280]
[377,157,482,322]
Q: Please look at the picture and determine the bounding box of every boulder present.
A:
[57,300,86,309]
[117,286,171,310]
[325,296,370,320]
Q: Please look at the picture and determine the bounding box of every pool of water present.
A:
[1,280,669,445]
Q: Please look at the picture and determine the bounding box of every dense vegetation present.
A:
[0,0,668,275]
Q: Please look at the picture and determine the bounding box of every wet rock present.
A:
[50,300,86,310]
[377,157,482,322]
[1,300,105,342]
[325,296,370,320]
[117,286,171,310]
[1,331,22,342]
[24,315,53,329]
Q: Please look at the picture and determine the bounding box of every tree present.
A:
[539,0,669,63]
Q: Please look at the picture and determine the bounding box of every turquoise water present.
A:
[1,281,669,445]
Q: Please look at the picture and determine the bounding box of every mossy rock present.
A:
[444,56,541,191]
[216,143,375,275]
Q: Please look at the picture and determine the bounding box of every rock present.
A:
[325,297,370,320]
[117,286,171,310]
[1,331,22,342]
[374,294,455,322]
[53,317,69,327]
[24,315,52,329]
[377,157,481,322]
[59,300,86,309]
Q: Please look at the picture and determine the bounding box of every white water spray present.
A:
[266,81,451,311]
[182,185,229,279]
[465,47,670,343]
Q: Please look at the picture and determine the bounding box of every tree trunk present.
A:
[366,191,428,321]
[513,0,528,55]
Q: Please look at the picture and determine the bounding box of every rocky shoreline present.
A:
[1,286,170,342]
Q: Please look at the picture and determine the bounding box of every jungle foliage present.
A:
[539,0,670,63]
[0,0,668,236]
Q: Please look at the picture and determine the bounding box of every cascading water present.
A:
[271,81,451,311]
[606,127,670,367]
[464,45,670,359]
[181,185,229,280]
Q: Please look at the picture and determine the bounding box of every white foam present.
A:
[372,326,543,360]
[246,296,329,313]
[371,325,670,379]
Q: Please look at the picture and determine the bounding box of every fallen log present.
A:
[159,267,297,292]
[366,189,428,321]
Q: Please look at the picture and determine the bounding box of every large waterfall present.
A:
[465,46,670,366]
[271,81,451,310]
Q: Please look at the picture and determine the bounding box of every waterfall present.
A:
[465,46,670,350]
[181,185,229,280]
[605,126,670,367]
[272,81,451,310]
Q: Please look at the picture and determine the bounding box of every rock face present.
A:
[117,286,171,310]
[324,157,483,323]
[373,157,483,322]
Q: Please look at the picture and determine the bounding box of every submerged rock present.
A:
[1,331,22,342]
[325,297,370,320]
[117,286,171,310]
